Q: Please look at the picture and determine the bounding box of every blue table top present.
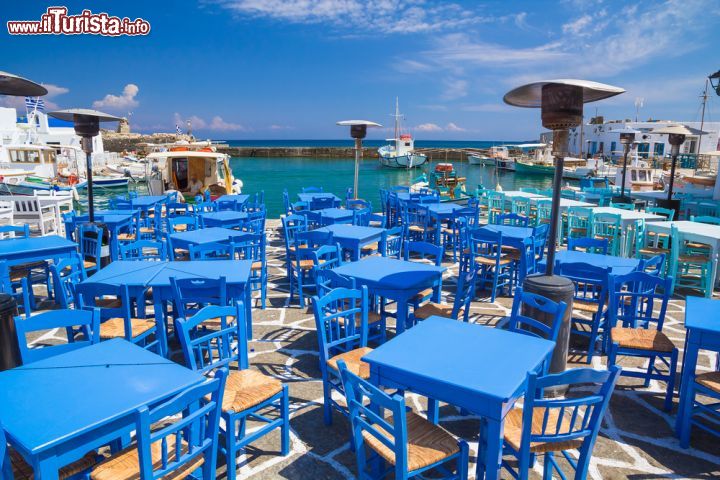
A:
[426,203,463,216]
[215,194,250,204]
[0,235,76,259]
[0,339,202,454]
[538,250,640,274]
[317,224,384,241]
[169,227,243,246]
[481,224,535,239]
[685,297,720,333]
[362,316,554,402]
[298,192,341,203]
[201,211,248,221]
[313,208,354,220]
[130,196,167,207]
[80,260,252,288]
[333,256,445,290]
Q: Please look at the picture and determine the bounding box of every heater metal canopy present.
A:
[336,120,382,127]
[503,79,625,108]
[0,71,48,97]
[47,108,122,123]
[650,124,704,137]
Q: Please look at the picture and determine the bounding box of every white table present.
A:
[645,221,720,284]
[502,191,546,200]
[591,207,664,256]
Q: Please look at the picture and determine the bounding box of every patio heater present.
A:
[650,124,697,219]
[48,109,121,222]
[709,69,720,96]
[336,120,382,199]
[0,72,47,371]
[612,127,639,204]
[504,79,624,379]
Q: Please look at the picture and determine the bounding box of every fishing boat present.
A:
[0,144,87,195]
[145,145,242,201]
[378,98,428,169]
[468,153,494,165]
[514,144,554,175]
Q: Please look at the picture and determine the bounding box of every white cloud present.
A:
[210,0,496,35]
[441,78,468,100]
[0,82,69,111]
[561,14,592,35]
[461,103,508,113]
[269,124,294,130]
[445,122,466,132]
[415,123,443,132]
[92,84,139,112]
[173,113,247,132]
[209,116,247,131]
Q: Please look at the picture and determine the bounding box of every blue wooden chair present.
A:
[311,286,373,425]
[281,213,308,279]
[61,212,77,241]
[486,191,505,223]
[77,283,164,356]
[501,366,621,480]
[347,199,371,210]
[14,308,100,364]
[411,268,476,324]
[164,231,190,261]
[166,215,198,233]
[242,210,266,234]
[232,233,267,309]
[607,272,677,411]
[445,207,479,261]
[119,239,167,261]
[381,226,403,259]
[352,207,371,227]
[170,276,228,319]
[554,261,610,363]
[49,253,86,309]
[78,223,103,275]
[640,253,665,276]
[291,239,341,308]
[302,186,323,193]
[532,223,549,265]
[502,287,567,348]
[568,237,609,255]
[337,360,469,480]
[310,196,336,210]
[176,303,289,480]
[510,197,531,217]
[90,370,226,480]
[188,242,233,260]
[404,241,444,315]
[469,228,513,302]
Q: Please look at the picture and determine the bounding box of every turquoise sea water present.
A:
[229,156,558,218]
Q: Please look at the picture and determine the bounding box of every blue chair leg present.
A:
[542,452,554,479]
[281,386,290,455]
[224,414,238,480]
[323,371,333,426]
[458,441,470,479]
[665,350,678,412]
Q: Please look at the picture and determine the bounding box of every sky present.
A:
[2,0,719,140]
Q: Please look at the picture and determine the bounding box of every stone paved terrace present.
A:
[25,219,720,479]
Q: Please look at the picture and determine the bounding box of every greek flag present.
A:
[176,124,182,134]
[25,97,45,113]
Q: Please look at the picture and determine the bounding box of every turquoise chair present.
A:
[510,197,530,217]
[501,367,621,480]
[535,199,553,227]
[591,212,622,256]
[568,237,608,255]
[669,225,714,297]
[177,303,289,480]
[486,191,505,223]
[337,360,470,480]
[566,207,592,242]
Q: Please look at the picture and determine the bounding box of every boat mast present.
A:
[697,79,709,157]
[394,97,400,141]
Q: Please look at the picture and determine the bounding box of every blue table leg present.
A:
[152,294,170,358]
[33,455,60,480]
[395,294,409,334]
[476,416,503,480]
[676,338,699,446]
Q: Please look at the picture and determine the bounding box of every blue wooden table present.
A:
[129,195,167,214]
[333,256,445,333]
[676,297,720,447]
[200,210,248,228]
[0,235,76,270]
[215,194,250,208]
[362,316,554,480]
[316,224,384,261]
[169,227,250,250]
[80,214,133,261]
[537,249,641,275]
[297,192,341,204]
[0,339,203,480]
[311,208,354,225]
[481,224,535,244]
[426,203,464,245]
[78,260,254,345]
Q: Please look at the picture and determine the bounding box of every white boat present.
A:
[378,98,427,169]
[145,145,242,200]
[468,153,494,165]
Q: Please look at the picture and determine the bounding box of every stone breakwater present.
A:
[216,146,379,158]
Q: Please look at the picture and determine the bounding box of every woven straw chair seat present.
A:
[139,227,154,235]
[696,372,720,393]
[504,407,584,454]
[116,233,136,241]
[408,225,434,233]
[99,317,155,340]
[678,254,711,263]
[570,228,587,235]
[337,311,383,328]
[414,302,461,321]
[362,411,459,471]
[361,242,379,252]
[84,260,97,269]
[611,327,675,352]
[572,299,600,314]
[474,256,512,266]
[251,261,263,271]
[95,298,122,308]
[10,269,30,282]
[638,246,669,255]
[441,227,454,234]
[222,369,283,412]
[647,231,669,238]
[411,288,434,302]
[11,449,98,480]
[172,225,188,232]
[327,347,373,379]
[686,242,710,250]
[90,436,202,480]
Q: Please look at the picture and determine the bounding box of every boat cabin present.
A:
[146,149,239,200]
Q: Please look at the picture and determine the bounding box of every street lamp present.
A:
[612,127,639,203]
[650,124,698,217]
[0,71,48,96]
[336,120,382,199]
[709,69,720,96]
[48,109,121,222]
[504,79,624,380]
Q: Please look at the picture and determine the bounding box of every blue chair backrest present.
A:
[232,233,264,262]
[76,282,135,322]
[14,308,100,364]
[311,244,343,271]
[216,198,238,211]
[453,269,477,321]
[170,276,228,319]
[302,186,323,193]
[607,271,673,331]
[62,212,77,241]
[189,242,233,260]
[310,196,335,210]
[166,215,198,232]
[166,202,193,217]
[312,287,368,362]
[382,226,403,259]
[568,237,609,255]
[518,366,621,472]
[295,230,334,250]
[352,207,371,227]
[282,214,307,251]
[469,227,503,260]
[177,303,248,374]
[119,240,167,261]
[508,287,567,343]
[337,360,410,478]
[496,212,529,227]
[555,262,610,306]
[347,199,371,210]
[243,210,266,234]
[403,240,443,266]
[640,253,665,276]
[49,253,86,308]
[134,369,226,479]
[79,224,102,261]
[532,223,550,258]
[316,269,356,298]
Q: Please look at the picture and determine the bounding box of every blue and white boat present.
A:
[378,98,428,169]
